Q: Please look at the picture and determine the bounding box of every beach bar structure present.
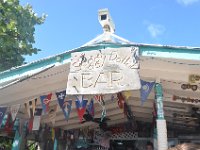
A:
[0,9,200,150]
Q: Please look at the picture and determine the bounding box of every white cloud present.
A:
[147,24,165,38]
[177,0,199,6]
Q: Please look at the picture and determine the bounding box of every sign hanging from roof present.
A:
[66,47,141,95]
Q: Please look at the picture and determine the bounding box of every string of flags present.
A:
[0,79,156,131]
[0,79,156,149]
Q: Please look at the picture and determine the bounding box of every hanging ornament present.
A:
[117,92,125,109]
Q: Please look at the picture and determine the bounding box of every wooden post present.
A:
[155,83,168,150]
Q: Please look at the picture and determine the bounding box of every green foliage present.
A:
[0,0,46,71]
[0,136,12,150]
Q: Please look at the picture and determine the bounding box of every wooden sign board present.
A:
[66,47,141,95]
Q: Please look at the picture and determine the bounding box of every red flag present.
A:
[117,93,125,109]
[94,95,105,106]
[5,113,15,134]
[28,117,34,132]
[75,96,88,122]
[40,93,53,113]
[94,95,103,103]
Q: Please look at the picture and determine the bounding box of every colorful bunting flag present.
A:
[111,94,115,102]
[87,99,94,117]
[51,128,55,141]
[140,80,155,104]
[117,92,125,109]
[101,108,106,122]
[56,90,72,121]
[123,91,132,100]
[94,95,105,106]
[24,98,37,118]
[0,106,7,127]
[40,93,52,114]
[94,95,106,121]
[48,105,58,125]
[63,100,72,121]
[32,108,43,131]
[56,90,66,108]
[75,96,88,122]
[53,128,61,150]
[10,104,20,122]
[28,117,34,132]
[12,130,21,150]
[5,113,15,133]
[123,102,133,120]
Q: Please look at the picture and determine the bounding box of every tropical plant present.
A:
[0,0,46,71]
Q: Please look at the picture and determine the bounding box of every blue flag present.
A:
[12,130,21,150]
[140,80,155,104]
[40,93,52,114]
[75,96,88,122]
[56,90,72,121]
[56,90,66,108]
[0,107,7,127]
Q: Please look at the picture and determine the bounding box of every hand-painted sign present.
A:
[189,74,200,83]
[66,47,140,94]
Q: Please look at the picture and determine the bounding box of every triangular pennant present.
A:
[117,92,125,109]
[12,130,21,150]
[122,91,132,100]
[101,107,106,122]
[24,98,37,118]
[40,93,53,114]
[123,102,128,116]
[111,94,115,102]
[56,90,66,108]
[140,80,155,104]
[56,90,72,121]
[94,95,105,106]
[87,99,94,117]
[5,113,15,133]
[32,108,43,131]
[51,128,55,141]
[62,100,72,121]
[48,105,58,125]
[123,102,133,120]
[75,96,88,122]
[10,104,20,122]
[94,95,106,121]
[0,106,7,127]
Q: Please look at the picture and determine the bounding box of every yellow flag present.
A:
[123,91,132,100]
[51,128,55,141]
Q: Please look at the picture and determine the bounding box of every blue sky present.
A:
[20,0,200,62]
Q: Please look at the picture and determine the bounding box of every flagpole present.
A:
[154,83,168,150]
